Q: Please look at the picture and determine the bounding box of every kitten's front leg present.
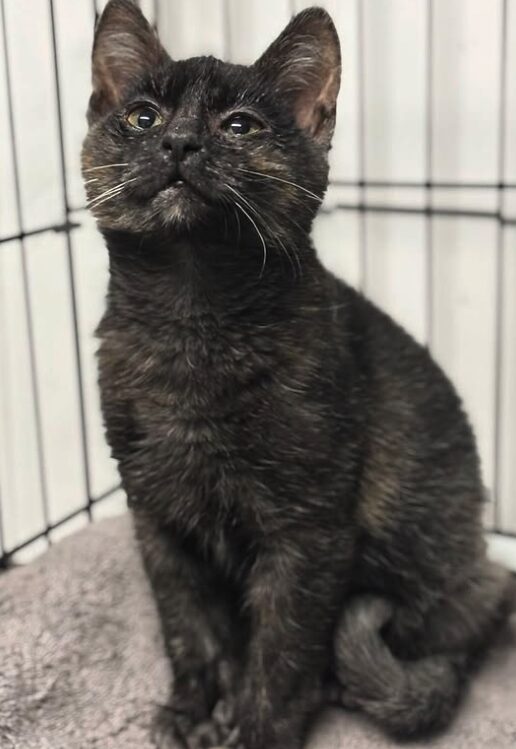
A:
[237,533,353,749]
[133,512,240,748]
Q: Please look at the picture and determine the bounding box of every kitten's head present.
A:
[82,0,340,245]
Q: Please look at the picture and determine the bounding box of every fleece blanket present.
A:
[0,514,515,749]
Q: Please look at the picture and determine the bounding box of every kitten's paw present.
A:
[151,705,208,749]
[206,696,242,748]
[183,716,242,749]
[189,725,242,749]
[151,697,243,749]
[151,703,189,748]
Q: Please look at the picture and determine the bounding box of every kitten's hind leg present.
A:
[333,563,513,739]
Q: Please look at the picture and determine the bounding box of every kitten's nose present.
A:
[161,130,202,162]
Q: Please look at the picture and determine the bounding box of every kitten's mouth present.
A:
[162,166,187,190]
[159,168,208,202]
[150,166,213,227]
[163,179,185,190]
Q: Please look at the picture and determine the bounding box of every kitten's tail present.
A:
[333,596,468,739]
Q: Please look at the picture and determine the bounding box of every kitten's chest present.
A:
[102,317,280,525]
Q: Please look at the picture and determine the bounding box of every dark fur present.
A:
[83,3,513,748]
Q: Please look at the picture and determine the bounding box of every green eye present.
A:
[222,113,263,136]
[126,106,163,130]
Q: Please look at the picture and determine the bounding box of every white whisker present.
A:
[225,184,268,277]
[237,167,322,203]
[88,178,138,208]
[233,204,241,241]
[277,234,301,280]
[83,162,129,173]
[226,183,263,223]
[223,182,303,280]
[90,188,127,209]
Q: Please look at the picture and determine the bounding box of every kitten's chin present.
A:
[151,181,210,230]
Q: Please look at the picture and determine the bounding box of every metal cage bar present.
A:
[425,0,434,348]
[356,0,368,293]
[1,484,121,563]
[493,0,510,530]
[223,0,232,62]
[48,0,94,520]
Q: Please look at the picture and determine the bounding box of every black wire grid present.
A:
[0,0,514,567]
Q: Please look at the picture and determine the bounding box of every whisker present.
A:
[222,194,242,242]
[274,214,305,278]
[233,203,241,241]
[90,188,127,209]
[224,184,255,215]
[237,167,322,203]
[225,184,268,277]
[276,234,300,280]
[226,184,267,230]
[298,303,348,312]
[88,178,138,208]
[237,192,300,280]
[206,162,302,279]
[88,186,124,207]
[82,162,129,173]
[224,182,304,280]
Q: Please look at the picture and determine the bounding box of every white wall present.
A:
[0,0,515,564]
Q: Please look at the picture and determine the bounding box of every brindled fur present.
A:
[83,3,513,748]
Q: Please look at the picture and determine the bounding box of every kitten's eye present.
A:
[126,106,164,130]
[222,113,263,136]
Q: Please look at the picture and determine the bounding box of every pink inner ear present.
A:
[93,56,121,108]
[93,33,162,106]
[294,67,340,139]
[296,91,319,134]
[91,1,165,111]
[261,15,341,144]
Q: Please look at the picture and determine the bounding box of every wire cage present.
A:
[0,0,515,569]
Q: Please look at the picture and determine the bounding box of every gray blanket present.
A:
[1,515,515,749]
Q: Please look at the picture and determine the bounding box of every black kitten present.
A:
[83,2,513,748]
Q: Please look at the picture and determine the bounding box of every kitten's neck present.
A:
[103,229,329,329]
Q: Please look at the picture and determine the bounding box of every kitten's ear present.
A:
[255,8,341,147]
[88,0,166,120]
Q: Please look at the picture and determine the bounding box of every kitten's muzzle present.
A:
[163,161,186,187]
[156,159,210,205]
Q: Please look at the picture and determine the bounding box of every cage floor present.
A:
[1,514,515,749]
